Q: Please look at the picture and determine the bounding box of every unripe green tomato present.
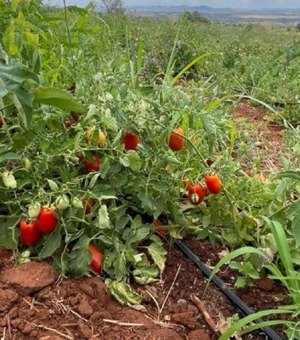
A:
[72,197,84,209]
[28,202,41,219]
[55,194,69,211]
[2,171,17,189]
[24,158,32,170]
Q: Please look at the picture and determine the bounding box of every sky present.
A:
[47,0,300,9]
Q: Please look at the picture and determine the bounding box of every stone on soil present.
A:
[1,261,58,295]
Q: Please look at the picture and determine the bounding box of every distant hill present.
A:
[127,5,300,25]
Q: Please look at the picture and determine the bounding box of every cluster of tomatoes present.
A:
[167,126,222,203]
[19,202,103,273]
[19,126,222,274]
[20,207,57,246]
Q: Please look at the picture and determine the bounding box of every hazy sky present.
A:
[47,0,300,9]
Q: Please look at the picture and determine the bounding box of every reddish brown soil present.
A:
[234,100,285,173]
[0,240,288,340]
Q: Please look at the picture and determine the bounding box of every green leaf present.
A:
[46,179,59,192]
[219,309,293,340]
[235,277,248,288]
[33,87,85,113]
[286,201,300,246]
[133,265,160,285]
[292,214,300,247]
[68,235,91,277]
[120,151,141,172]
[101,116,118,131]
[0,216,19,249]
[39,227,62,259]
[0,152,22,163]
[205,247,270,292]
[103,246,127,281]
[0,62,39,127]
[201,114,217,136]
[127,151,141,172]
[276,171,300,181]
[88,173,101,189]
[123,226,149,245]
[147,241,167,273]
[96,205,111,229]
[105,279,142,306]
[287,200,300,217]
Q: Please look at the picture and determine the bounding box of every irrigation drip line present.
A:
[172,239,283,340]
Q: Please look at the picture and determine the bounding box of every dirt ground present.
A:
[233,100,285,173]
[0,240,288,340]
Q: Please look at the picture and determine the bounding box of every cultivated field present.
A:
[0,1,300,339]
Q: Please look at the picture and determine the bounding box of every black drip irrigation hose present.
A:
[171,239,283,340]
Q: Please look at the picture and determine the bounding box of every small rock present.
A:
[8,306,19,319]
[22,323,36,335]
[69,295,79,306]
[172,311,198,329]
[10,319,22,329]
[1,261,58,295]
[76,295,93,318]
[30,330,39,338]
[78,321,93,338]
[0,288,19,312]
[79,277,110,306]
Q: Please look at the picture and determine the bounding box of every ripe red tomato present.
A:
[122,132,140,151]
[84,198,96,215]
[83,155,100,172]
[168,127,185,151]
[37,207,58,234]
[205,174,222,194]
[188,184,206,205]
[88,244,103,273]
[152,220,167,238]
[0,117,3,128]
[20,220,41,246]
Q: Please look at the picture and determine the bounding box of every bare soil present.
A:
[0,241,288,340]
[234,100,285,173]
